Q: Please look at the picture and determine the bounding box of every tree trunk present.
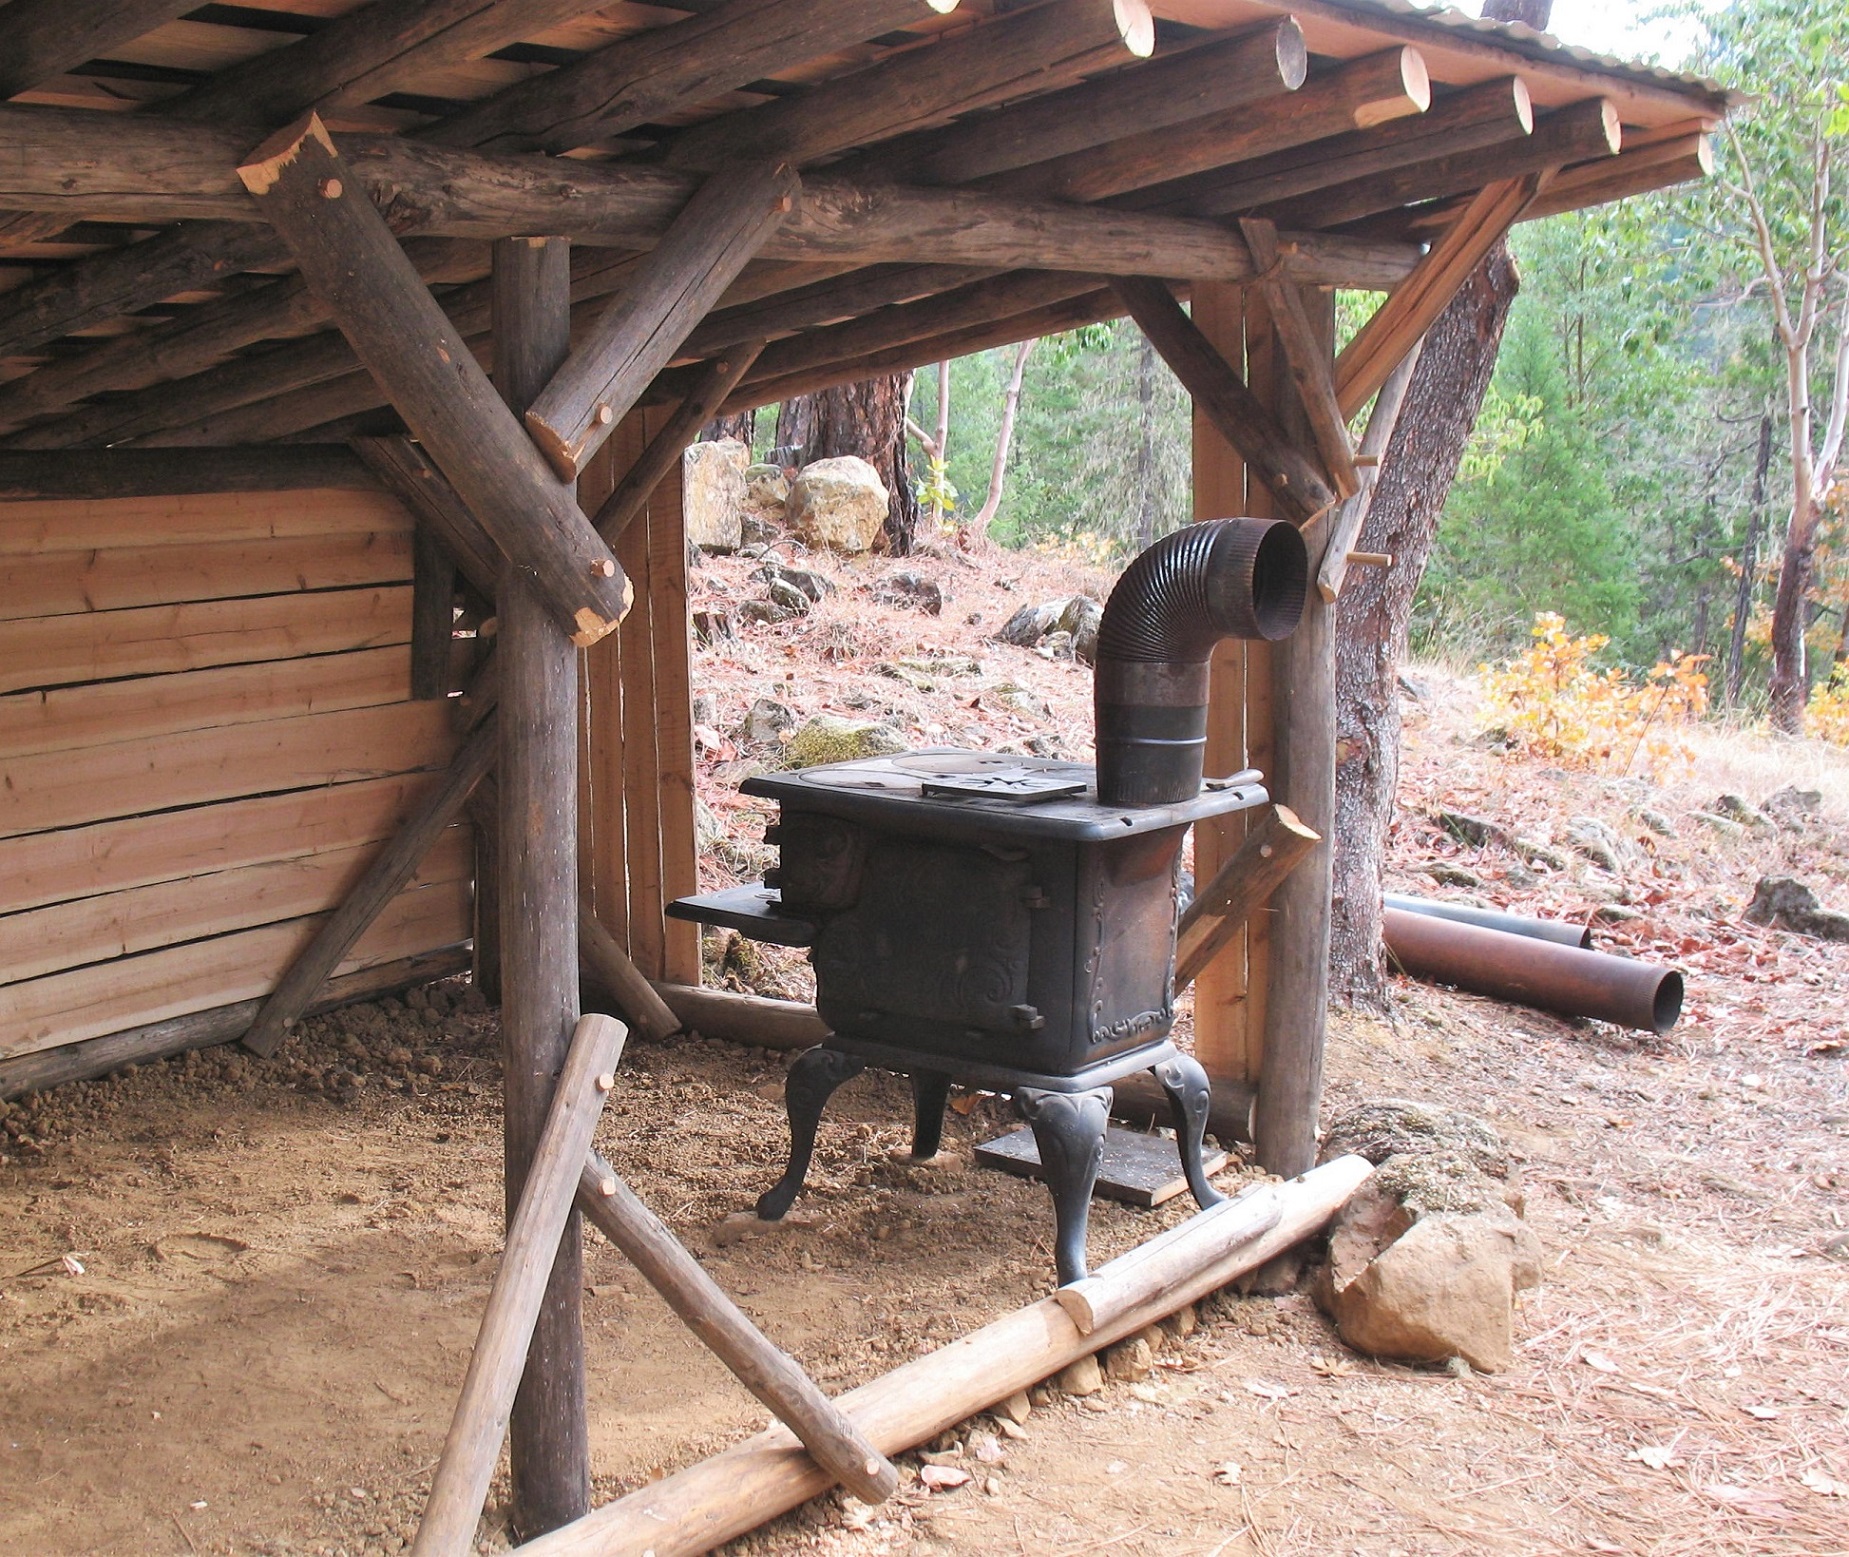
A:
[774,373,920,552]
[1136,330,1158,548]
[967,338,1036,541]
[1328,244,1523,1011]
[1324,0,1545,1011]
[702,408,756,446]
[1725,408,1771,704]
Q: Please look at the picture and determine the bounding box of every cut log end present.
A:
[1276,18,1309,92]
[1512,76,1536,136]
[1354,47,1431,128]
[237,112,338,196]
[1115,0,1156,59]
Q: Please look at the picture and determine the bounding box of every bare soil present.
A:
[2,546,1846,1557]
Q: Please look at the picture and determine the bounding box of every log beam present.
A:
[589,345,765,544]
[0,0,199,99]
[1174,804,1321,991]
[1113,277,1337,524]
[1335,174,1540,420]
[991,47,1431,207]
[577,1156,898,1506]
[352,435,501,599]
[492,232,591,1541]
[237,116,630,647]
[1263,97,1621,231]
[425,0,960,155]
[864,20,1307,188]
[660,0,1154,173]
[524,162,797,480]
[1240,218,1358,498]
[240,716,498,1058]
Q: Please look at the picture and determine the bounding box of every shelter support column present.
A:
[492,234,591,1539]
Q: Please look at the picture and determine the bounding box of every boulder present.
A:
[1712,793,1773,829]
[1321,1098,1509,1175]
[1744,876,1849,942]
[682,438,749,553]
[743,462,790,517]
[1761,786,1823,831]
[788,456,889,554]
[1563,814,1630,873]
[783,714,907,769]
[737,697,796,746]
[1059,596,1103,666]
[876,568,945,615]
[996,597,1069,648]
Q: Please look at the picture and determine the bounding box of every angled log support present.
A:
[524,162,797,480]
[589,345,766,544]
[235,115,630,647]
[240,715,499,1057]
[351,435,501,598]
[412,1013,629,1557]
[1240,218,1359,498]
[1335,173,1542,420]
[1313,342,1423,603]
[1113,276,1337,524]
[1174,804,1321,991]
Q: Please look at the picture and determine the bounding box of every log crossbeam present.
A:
[1113,276,1338,524]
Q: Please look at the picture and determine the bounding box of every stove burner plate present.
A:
[919,768,1088,803]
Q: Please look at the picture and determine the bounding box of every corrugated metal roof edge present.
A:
[1304,0,1738,108]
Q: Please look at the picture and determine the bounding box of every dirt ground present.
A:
[3,546,1847,1557]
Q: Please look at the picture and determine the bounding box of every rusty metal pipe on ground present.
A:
[1382,907,1682,1035]
[1382,891,1592,949]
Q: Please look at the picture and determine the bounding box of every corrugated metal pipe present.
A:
[1382,907,1682,1035]
[1382,892,1593,949]
[1093,518,1307,805]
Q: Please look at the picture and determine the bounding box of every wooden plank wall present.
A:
[1190,281,1272,1090]
[0,482,472,1063]
[578,408,700,988]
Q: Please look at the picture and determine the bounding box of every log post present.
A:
[492,233,592,1540]
[1256,290,1339,1178]
[413,1013,628,1557]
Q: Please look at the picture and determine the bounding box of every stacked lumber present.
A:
[0,474,473,1062]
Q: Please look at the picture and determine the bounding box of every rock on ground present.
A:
[1744,876,1849,942]
[788,456,888,555]
[783,714,907,769]
[683,438,749,553]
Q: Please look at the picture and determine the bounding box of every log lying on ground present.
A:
[237,116,631,647]
[0,947,470,1100]
[413,1013,628,1557]
[577,1155,898,1507]
[647,983,1254,1142]
[518,1155,1375,1557]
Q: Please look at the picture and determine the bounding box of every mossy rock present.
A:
[782,714,907,770]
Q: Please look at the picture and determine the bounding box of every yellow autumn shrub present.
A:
[1479,613,1709,776]
[1807,668,1849,746]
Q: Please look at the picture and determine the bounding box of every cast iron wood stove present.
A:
[671,518,1309,1285]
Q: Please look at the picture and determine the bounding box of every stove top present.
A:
[742,750,1267,841]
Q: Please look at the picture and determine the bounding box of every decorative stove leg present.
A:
[908,1071,953,1159]
[756,1047,866,1222]
[1016,1087,1112,1287]
[1154,1054,1226,1210]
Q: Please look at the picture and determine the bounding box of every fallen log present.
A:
[576,1155,898,1507]
[517,1155,1374,1556]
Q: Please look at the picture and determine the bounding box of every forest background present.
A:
[731,0,1847,730]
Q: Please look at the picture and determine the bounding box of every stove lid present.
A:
[743,750,1267,840]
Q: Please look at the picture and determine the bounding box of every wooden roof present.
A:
[0,0,1725,452]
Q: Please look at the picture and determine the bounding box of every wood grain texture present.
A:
[0,698,458,840]
[0,772,436,918]
[0,829,470,989]
[0,873,470,1060]
[0,645,409,761]
[0,448,377,499]
[1174,804,1321,989]
[351,436,501,596]
[0,0,201,98]
[0,530,412,623]
[0,486,407,555]
[237,118,629,647]
[0,585,412,695]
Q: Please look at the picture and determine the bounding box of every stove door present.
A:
[812,840,1031,1037]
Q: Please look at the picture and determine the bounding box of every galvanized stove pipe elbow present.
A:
[1093,518,1307,805]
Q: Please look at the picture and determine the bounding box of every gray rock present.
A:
[982,683,1050,721]
[1563,815,1629,873]
[1435,810,1511,848]
[1690,810,1745,837]
[1321,1098,1508,1175]
[692,607,735,645]
[1514,837,1569,871]
[1712,793,1773,829]
[1744,876,1849,942]
[765,578,812,616]
[996,598,1067,648]
[761,562,834,602]
[682,438,748,553]
[1058,596,1103,666]
[737,697,796,746]
[1426,863,1481,889]
[740,511,779,548]
[1762,786,1823,831]
[1638,807,1677,837]
[743,462,790,515]
[788,456,888,554]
